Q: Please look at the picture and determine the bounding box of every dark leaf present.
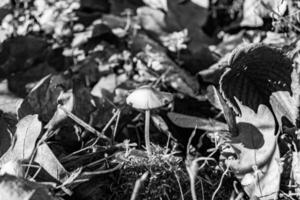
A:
[167,112,227,131]
[0,117,12,158]
[220,43,294,127]
[207,85,238,136]
[46,79,95,130]
[17,75,71,122]
[0,36,49,79]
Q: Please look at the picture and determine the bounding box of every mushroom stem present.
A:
[145,110,152,156]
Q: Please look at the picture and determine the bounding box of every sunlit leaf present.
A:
[0,174,57,200]
[0,115,42,166]
[224,99,280,199]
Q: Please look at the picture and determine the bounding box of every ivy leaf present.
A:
[220,43,294,129]
[224,98,281,199]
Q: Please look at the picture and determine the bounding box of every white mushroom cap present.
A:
[126,86,173,110]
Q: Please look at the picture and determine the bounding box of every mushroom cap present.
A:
[126,86,173,110]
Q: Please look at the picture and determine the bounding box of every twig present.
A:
[187,157,216,200]
[186,126,197,157]
[211,165,229,200]
[58,105,110,141]
[260,0,300,32]
[112,109,121,142]
[82,163,123,176]
[175,172,184,200]
[130,171,149,200]
[24,129,52,178]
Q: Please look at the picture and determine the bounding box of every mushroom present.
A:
[126,86,173,156]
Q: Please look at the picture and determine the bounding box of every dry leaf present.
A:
[224,99,280,199]
[91,73,117,99]
[241,0,287,27]
[0,174,57,200]
[132,33,199,96]
[167,112,227,131]
[46,79,95,130]
[0,160,24,178]
[0,115,42,166]
[35,143,69,182]
[18,75,71,122]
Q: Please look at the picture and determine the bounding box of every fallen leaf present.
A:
[220,43,293,120]
[132,33,199,96]
[241,0,287,27]
[0,160,24,178]
[224,99,281,199]
[46,79,95,130]
[35,143,69,182]
[0,36,49,79]
[0,174,57,200]
[167,112,227,131]
[17,74,71,122]
[0,115,42,166]
[219,44,284,199]
[91,73,117,99]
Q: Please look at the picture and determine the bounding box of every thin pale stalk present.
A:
[58,105,110,142]
[145,110,152,156]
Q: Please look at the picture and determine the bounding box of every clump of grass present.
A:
[112,144,188,200]
[109,144,235,200]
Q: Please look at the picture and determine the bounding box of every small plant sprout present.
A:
[126,86,173,156]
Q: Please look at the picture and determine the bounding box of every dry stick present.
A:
[183,176,213,198]
[260,0,300,33]
[82,163,123,176]
[186,126,197,157]
[24,129,52,178]
[101,109,120,144]
[22,163,42,180]
[58,105,110,141]
[200,178,205,200]
[211,165,230,200]
[61,109,120,162]
[187,157,216,200]
[186,126,220,200]
[130,171,149,200]
[175,172,185,200]
[112,109,121,143]
[83,154,115,169]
